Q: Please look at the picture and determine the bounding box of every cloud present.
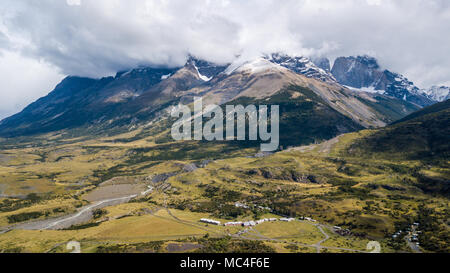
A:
[66,0,81,6]
[0,51,64,119]
[0,0,449,118]
[0,31,10,52]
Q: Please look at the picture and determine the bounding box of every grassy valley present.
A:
[0,100,448,253]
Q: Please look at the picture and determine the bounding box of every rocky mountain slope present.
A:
[0,55,421,144]
[347,99,450,160]
[0,66,179,137]
[331,56,435,107]
[266,53,336,83]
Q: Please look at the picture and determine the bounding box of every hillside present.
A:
[346,99,450,160]
[0,105,448,252]
[0,56,421,146]
[0,67,179,137]
[223,85,364,148]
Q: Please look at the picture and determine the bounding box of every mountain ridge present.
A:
[0,54,424,140]
[420,86,450,102]
[346,98,450,160]
[331,55,435,107]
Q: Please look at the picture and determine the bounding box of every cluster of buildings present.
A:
[332,225,351,236]
[224,221,244,226]
[201,214,320,227]
[228,218,281,227]
[200,215,358,239]
[234,202,272,212]
[392,223,421,243]
[202,217,294,227]
[224,218,278,227]
[199,215,359,242]
[242,221,256,227]
[407,223,421,246]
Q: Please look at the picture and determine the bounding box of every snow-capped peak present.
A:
[224,53,337,82]
[419,86,450,102]
[266,53,336,83]
[225,57,287,75]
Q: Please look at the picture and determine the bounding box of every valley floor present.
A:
[0,128,448,253]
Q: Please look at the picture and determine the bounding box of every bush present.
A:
[7,211,43,223]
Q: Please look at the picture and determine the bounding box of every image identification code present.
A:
[180,257,270,271]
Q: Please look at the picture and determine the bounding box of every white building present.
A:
[243,221,256,227]
[224,221,243,226]
[200,218,221,225]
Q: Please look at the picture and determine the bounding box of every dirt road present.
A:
[8,194,137,231]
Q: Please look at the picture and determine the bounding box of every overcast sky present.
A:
[0,0,449,119]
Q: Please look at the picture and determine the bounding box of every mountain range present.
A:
[0,53,447,146]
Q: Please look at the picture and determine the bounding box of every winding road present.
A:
[43,194,138,230]
[314,225,330,253]
[5,194,138,231]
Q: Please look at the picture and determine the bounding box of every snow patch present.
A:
[267,53,336,83]
[193,64,212,81]
[161,73,171,80]
[347,60,356,73]
[344,85,385,95]
[121,70,132,77]
[225,57,286,75]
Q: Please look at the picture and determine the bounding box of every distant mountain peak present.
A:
[265,53,336,83]
[332,55,434,107]
[185,55,228,81]
[355,55,380,69]
[225,57,287,75]
[223,53,336,83]
[419,85,450,102]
